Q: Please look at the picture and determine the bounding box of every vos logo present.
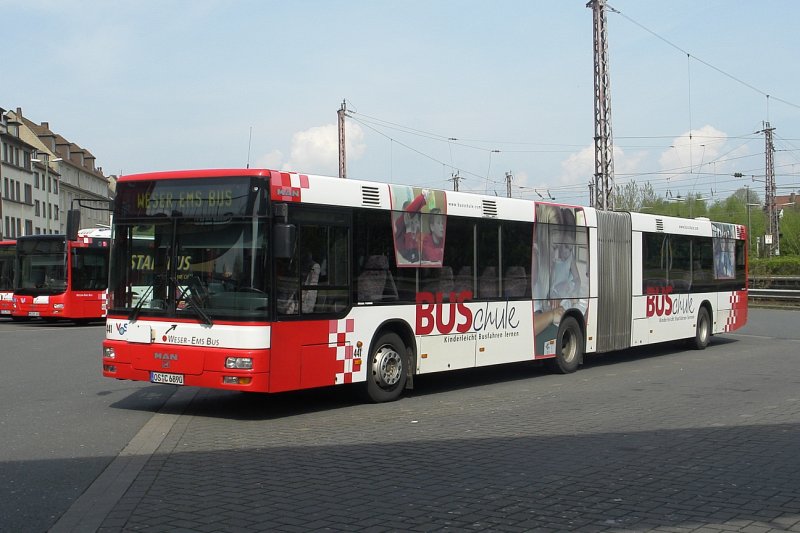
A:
[115,322,129,335]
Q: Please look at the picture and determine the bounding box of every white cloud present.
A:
[282,122,366,175]
[251,122,367,175]
[558,144,645,186]
[558,145,595,186]
[255,149,283,170]
[658,125,729,173]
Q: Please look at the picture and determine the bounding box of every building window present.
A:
[15,181,20,201]
[55,206,59,221]
[48,203,52,220]
[34,172,39,189]
[35,200,40,216]
[25,220,33,235]
[25,184,32,204]
[3,178,7,198]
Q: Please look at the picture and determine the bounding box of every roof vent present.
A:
[482,199,498,218]
[361,186,381,207]
[655,219,664,232]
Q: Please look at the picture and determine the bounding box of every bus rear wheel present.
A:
[692,307,711,350]
[365,332,407,403]
[546,316,583,374]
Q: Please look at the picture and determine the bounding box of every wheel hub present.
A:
[374,346,403,388]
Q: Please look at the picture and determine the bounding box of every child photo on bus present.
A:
[390,185,446,267]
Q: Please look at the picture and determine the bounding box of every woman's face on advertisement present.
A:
[551,229,574,261]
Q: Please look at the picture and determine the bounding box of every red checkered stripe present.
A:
[724,290,747,332]
[270,170,310,202]
[330,319,359,384]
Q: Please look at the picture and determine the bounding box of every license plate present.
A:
[0,310,10,315]
[150,372,184,385]
[28,311,40,317]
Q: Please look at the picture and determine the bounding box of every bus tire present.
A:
[365,331,407,403]
[546,316,583,374]
[692,307,711,350]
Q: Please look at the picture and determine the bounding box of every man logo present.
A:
[154,352,178,369]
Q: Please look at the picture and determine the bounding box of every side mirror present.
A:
[273,224,296,259]
[66,210,81,240]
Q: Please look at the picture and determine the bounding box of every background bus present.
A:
[0,240,15,317]
[13,228,110,322]
[103,169,747,402]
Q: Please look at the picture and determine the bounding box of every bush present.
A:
[750,256,800,276]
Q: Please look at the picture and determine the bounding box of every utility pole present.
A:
[449,172,462,192]
[761,122,777,255]
[588,0,615,210]
[505,171,513,198]
[338,100,347,179]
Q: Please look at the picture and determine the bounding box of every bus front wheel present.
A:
[692,307,711,350]
[546,316,583,374]
[365,332,407,403]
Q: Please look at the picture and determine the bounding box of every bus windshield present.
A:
[15,237,68,295]
[108,177,270,321]
[0,244,15,291]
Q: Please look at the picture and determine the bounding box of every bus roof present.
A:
[116,168,745,237]
[119,168,272,182]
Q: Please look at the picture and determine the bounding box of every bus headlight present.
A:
[103,347,116,359]
[225,357,253,369]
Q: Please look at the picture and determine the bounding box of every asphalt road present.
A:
[1,307,799,532]
[0,319,174,533]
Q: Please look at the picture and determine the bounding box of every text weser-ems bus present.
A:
[103,169,747,401]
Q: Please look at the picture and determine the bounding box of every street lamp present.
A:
[31,154,63,234]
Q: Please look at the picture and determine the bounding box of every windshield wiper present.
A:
[128,283,155,323]
[177,276,213,327]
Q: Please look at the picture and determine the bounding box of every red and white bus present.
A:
[12,229,110,322]
[0,240,15,317]
[103,169,747,401]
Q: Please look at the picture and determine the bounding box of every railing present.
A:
[749,276,800,305]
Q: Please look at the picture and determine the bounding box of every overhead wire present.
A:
[340,6,798,203]
[607,3,800,112]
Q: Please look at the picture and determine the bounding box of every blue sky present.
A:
[4,0,799,206]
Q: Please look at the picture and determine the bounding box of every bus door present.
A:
[269,205,351,392]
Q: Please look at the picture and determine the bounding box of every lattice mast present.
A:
[588,0,615,210]
[763,122,778,255]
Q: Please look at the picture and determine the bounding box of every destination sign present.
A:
[116,177,260,218]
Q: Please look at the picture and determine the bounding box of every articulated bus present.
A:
[102,169,747,402]
[0,240,15,317]
[12,229,110,322]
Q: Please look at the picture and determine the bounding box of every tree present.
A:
[608,181,796,256]
[613,181,659,212]
[779,207,800,256]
